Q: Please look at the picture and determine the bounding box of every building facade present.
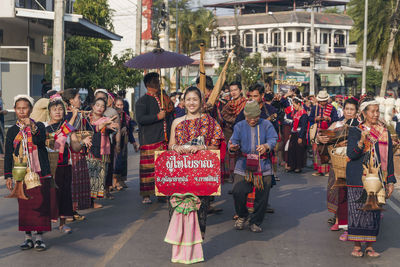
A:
[205,0,363,95]
[0,0,121,110]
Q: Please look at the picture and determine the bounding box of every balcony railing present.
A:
[15,0,74,13]
[334,48,346,54]
[268,46,281,52]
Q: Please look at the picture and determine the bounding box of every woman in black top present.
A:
[45,97,87,233]
[4,95,51,251]
[63,88,93,216]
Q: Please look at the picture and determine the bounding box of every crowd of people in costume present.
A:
[4,72,399,262]
[4,88,137,251]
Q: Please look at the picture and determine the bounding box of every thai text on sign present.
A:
[155,150,221,196]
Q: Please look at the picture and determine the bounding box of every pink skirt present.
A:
[165,211,204,264]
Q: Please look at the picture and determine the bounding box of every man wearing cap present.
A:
[229,101,278,232]
[309,90,339,176]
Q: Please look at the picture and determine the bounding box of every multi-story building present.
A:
[0,0,121,110]
[204,0,363,95]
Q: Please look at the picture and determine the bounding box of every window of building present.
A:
[0,29,3,45]
[296,32,301,43]
[288,32,292,43]
[231,35,239,46]
[334,34,345,47]
[258,33,264,44]
[220,36,226,48]
[245,33,253,47]
[273,32,281,46]
[323,33,328,44]
[301,59,310,67]
[328,60,341,67]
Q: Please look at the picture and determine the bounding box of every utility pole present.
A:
[52,0,65,92]
[136,0,142,56]
[175,0,180,91]
[304,1,322,95]
[310,5,315,95]
[361,0,368,95]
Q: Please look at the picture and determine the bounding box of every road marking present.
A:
[97,203,160,267]
[387,199,400,215]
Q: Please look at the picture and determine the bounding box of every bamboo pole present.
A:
[199,43,206,94]
[207,50,234,106]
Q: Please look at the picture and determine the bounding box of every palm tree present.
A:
[348,0,400,96]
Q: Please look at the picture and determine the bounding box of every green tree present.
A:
[356,66,383,93]
[323,7,342,14]
[216,52,262,91]
[152,0,217,54]
[48,0,142,91]
[348,0,400,96]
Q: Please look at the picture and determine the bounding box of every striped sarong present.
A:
[347,187,380,242]
[140,141,166,197]
[312,143,330,174]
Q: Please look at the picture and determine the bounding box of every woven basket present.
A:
[76,130,94,143]
[328,145,347,179]
[48,151,59,177]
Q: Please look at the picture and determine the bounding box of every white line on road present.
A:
[97,203,160,267]
[387,199,400,215]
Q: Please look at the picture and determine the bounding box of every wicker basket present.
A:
[328,145,347,179]
[48,151,59,177]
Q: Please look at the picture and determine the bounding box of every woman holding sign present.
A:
[168,87,224,238]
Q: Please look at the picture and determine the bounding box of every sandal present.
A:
[351,248,364,258]
[327,217,336,225]
[142,198,152,204]
[330,224,339,231]
[312,172,323,176]
[73,212,86,221]
[59,225,72,234]
[339,231,348,242]
[365,248,380,258]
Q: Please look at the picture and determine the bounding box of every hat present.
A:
[316,90,330,102]
[14,94,34,107]
[244,101,261,118]
[94,89,108,96]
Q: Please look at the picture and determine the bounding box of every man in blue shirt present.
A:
[229,101,278,232]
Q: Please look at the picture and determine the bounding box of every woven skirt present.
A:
[18,177,52,232]
[71,152,91,210]
[139,141,166,197]
[347,187,381,242]
[327,168,339,213]
[87,157,108,199]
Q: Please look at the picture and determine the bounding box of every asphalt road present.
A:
[1,149,400,267]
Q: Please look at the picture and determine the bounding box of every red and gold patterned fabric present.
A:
[175,114,224,147]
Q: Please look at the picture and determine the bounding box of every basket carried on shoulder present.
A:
[328,145,348,188]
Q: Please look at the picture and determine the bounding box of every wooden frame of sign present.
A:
[154,150,221,196]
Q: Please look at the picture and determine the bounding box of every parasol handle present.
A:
[160,90,164,109]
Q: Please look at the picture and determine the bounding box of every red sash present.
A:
[320,104,333,130]
[292,109,307,132]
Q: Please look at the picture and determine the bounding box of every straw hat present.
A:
[316,90,330,102]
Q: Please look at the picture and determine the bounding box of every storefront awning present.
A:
[15,8,122,41]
